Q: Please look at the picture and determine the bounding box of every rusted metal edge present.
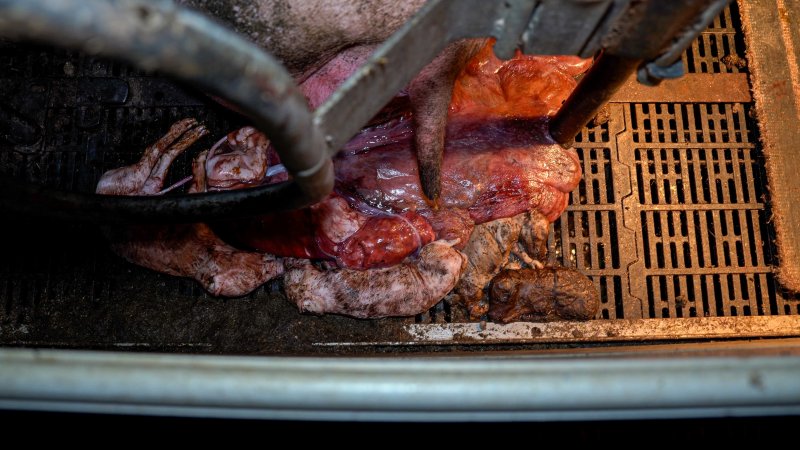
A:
[404,316,800,345]
[309,316,800,346]
[610,72,751,103]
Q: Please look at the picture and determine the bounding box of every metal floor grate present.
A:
[548,2,799,324]
[558,101,779,321]
[0,2,798,353]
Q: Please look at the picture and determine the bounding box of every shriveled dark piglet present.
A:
[488,268,600,323]
[447,210,550,320]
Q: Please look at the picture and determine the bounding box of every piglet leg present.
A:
[409,39,485,204]
[96,118,208,195]
[488,267,600,323]
[283,240,467,319]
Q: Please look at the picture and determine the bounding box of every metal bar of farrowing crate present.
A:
[1,346,800,421]
[550,0,732,147]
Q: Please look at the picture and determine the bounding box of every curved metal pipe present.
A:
[0,178,317,223]
[0,0,333,221]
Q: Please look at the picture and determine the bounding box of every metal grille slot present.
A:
[682,4,745,74]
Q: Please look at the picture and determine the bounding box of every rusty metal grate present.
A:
[547,1,800,327]
[558,101,777,321]
[682,3,745,74]
[1,2,798,353]
[416,4,799,328]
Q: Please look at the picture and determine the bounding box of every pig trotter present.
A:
[410,39,485,203]
[488,267,600,323]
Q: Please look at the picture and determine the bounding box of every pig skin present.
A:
[283,240,467,319]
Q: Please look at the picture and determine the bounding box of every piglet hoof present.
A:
[488,267,599,324]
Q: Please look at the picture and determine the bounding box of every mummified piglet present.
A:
[488,268,600,324]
